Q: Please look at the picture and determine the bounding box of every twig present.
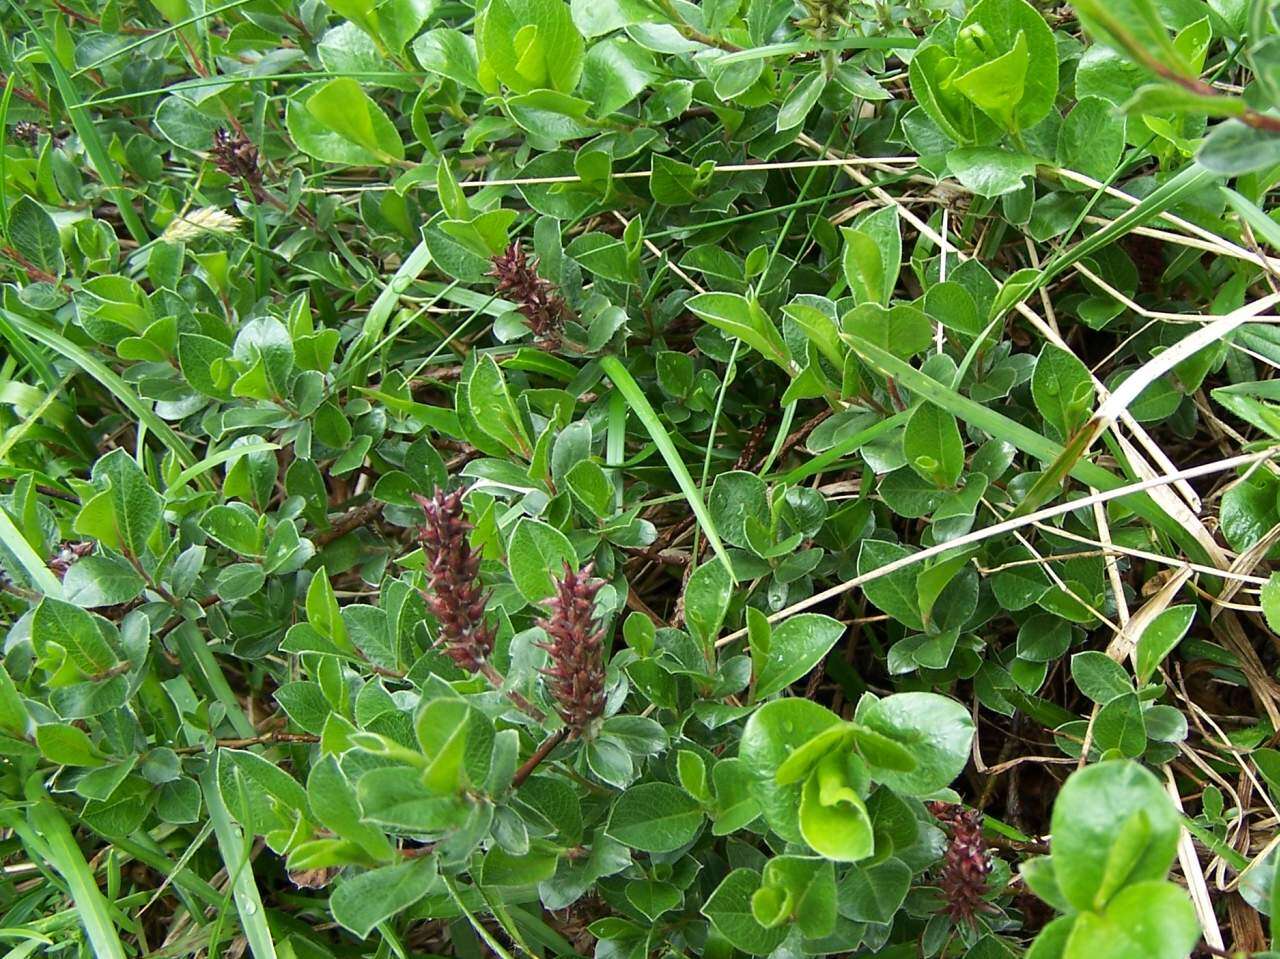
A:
[174,732,319,754]
[478,662,546,723]
[315,499,384,546]
[511,728,570,788]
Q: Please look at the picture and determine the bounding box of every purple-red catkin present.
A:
[211,128,262,185]
[928,801,993,925]
[416,488,493,672]
[488,242,570,346]
[536,562,606,733]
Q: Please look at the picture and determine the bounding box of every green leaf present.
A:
[306,566,350,650]
[580,36,655,115]
[799,752,874,862]
[708,471,770,550]
[62,555,145,608]
[415,699,473,795]
[1071,651,1133,704]
[287,82,397,165]
[8,196,64,277]
[1072,0,1194,79]
[761,855,836,937]
[154,94,221,152]
[480,0,585,94]
[740,698,844,843]
[1134,605,1195,684]
[33,598,117,675]
[953,32,1029,131]
[849,725,917,774]
[754,614,845,700]
[776,72,826,132]
[1093,692,1147,757]
[775,724,855,786]
[307,756,394,861]
[36,723,106,766]
[840,303,932,360]
[356,768,470,832]
[857,692,974,796]
[686,292,792,370]
[954,0,1059,131]
[909,44,996,145]
[837,857,912,923]
[330,857,439,938]
[946,146,1038,197]
[509,517,576,602]
[566,459,614,518]
[468,354,532,457]
[1126,84,1244,119]
[903,402,964,489]
[1032,344,1095,440]
[702,869,790,955]
[783,300,846,368]
[857,540,923,631]
[1057,96,1125,180]
[1197,119,1280,175]
[218,748,309,837]
[1049,760,1181,912]
[77,449,162,556]
[440,209,518,258]
[685,559,733,648]
[304,77,404,162]
[1061,880,1200,959]
[0,663,30,737]
[677,750,710,801]
[413,28,484,91]
[1262,572,1280,634]
[506,90,599,141]
[200,503,264,557]
[607,781,703,852]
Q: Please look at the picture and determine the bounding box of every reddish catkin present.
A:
[415,488,493,672]
[13,121,40,147]
[488,242,570,346]
[48,541,94,580]
[928,802,993,925]
[536,562,607,733]
[210,128,262,185]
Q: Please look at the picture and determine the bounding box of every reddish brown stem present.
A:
[511,728,570,788]
[478,661,546,723]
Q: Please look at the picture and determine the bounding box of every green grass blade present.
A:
[174,622,257,738]
[169,441,280,491]
[842,333,1210,564]
[600,356,735,579]
[202,758,279,959]
[335,237,433,388]
[24,791,128,959]
[1222,186,1280,251]
[0,74,15,235]
[713,35,919,64]
[70,0,257,75]
[8,3,148,244]
[0,504,63,596]
[3,311,206,481]
[772,410,908,485]
[1042,163,1215,284]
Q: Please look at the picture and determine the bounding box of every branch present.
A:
[174,732,319,754]
[511,728,570,788]
[478,661,547,723]
[315,499,384,546]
